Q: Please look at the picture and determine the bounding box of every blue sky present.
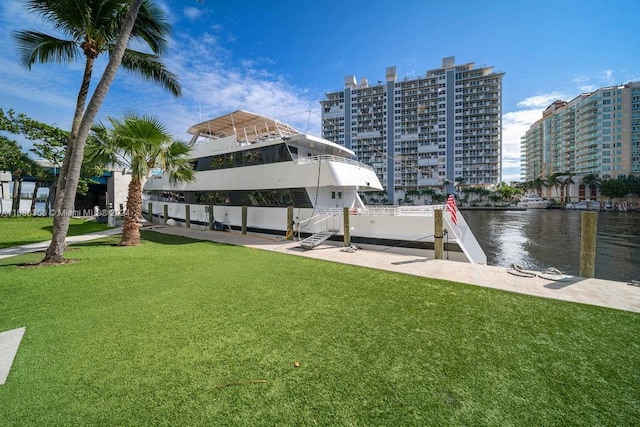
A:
[1,0,639,183]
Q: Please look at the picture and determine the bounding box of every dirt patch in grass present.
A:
[19,258,80,268]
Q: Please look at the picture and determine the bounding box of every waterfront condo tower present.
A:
[320,56,505,204]
[521,81,640,187]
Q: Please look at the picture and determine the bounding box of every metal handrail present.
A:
[295,155,375,172]
[317,205,444,217]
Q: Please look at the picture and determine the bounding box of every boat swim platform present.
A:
[0,225,637,313]
[144,225,640,313]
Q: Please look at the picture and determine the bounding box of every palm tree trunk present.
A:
[120,177,142,246]
[46,55,98,262]
[43,0,144,263]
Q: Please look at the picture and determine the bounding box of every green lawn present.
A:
[1,230,638,426]
[0,217,109,249]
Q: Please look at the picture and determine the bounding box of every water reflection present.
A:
[463,210,640,282]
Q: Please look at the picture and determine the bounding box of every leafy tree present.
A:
[599,177,631,200]
[627,175,640,196]
[28,164,52,215]
[86,113,194,246]
[0,136,37,215]
[0,108,103,214]
[496,182,519,204]
[1,108,66,213]
[14,0,180,263]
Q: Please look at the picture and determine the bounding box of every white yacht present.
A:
[516,194,551,209]
[565,200,601,211]
[142,110,486,264]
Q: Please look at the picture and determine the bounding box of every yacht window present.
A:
[331,191,336,199]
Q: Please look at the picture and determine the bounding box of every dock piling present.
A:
[434,209,443,259]
[580,211,598,278]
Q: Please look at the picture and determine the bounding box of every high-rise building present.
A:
[521,81,640,183]
[320,56,504,203]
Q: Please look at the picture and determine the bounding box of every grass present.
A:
[0,217,109,249]
[0,230,639,426]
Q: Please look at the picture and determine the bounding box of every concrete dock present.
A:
[146,225,640,313]
[1,225,638,313]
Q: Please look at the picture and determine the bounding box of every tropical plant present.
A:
[532,177,544,195]
[599,177,631,200]
[86,113,194,246]
[0,136,38,215]
[561,174,574,203]
[545,173,562,200]
[582,174,600,199]
[496,182,520,204]
[431,193,447,204]
[405,188,420,204]
[14,0,180,263]
[420,187,437,205]
[1,108,66,214]
[627,175,640,196]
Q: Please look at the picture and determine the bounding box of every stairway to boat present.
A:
[298,231,336,249]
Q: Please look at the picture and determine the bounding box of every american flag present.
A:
[446,195,457,225]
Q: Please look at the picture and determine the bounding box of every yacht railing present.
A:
[317,205,443,216]
[295,155,375,172]
[297,211,340,229]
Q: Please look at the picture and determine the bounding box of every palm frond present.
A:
[86,121,126,169]
[131,0,171,55]
[91,113,192,184]
[120,50,181,96]
[13,30,80,68]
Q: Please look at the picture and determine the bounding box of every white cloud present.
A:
[143,29,322,138]
[183,6,202,21]
[502,90,573,183]
[572,69,620,93]
[501,109,543,181]
[0,2,322,151]
[516,92,566,109]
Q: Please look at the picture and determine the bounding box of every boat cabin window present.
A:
[195,143,292,171]
[144,188,312,208]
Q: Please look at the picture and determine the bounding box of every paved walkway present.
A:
[0,228,123,260]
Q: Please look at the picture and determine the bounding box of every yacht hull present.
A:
[142,201,486,264]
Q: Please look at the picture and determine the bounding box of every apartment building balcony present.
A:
[417,158,440,167]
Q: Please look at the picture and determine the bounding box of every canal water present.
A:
[462,209,640,283]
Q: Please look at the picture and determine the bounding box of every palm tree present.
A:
[420,188,436,205]
[582,174,600,199]
[545,174,562,201]
[405,188,420,204]
[532,177,544,196]
[561,174,574,203]
[87,113,194,246]
[14,0,180,262]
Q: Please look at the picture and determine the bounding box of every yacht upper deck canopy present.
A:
[187,110,300,144]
